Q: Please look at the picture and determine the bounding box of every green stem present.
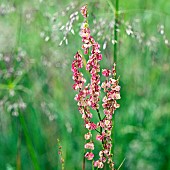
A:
[106,0,116,12]
[95,129,101,134]
[19,113,40,170]
[96,109,102,121]
[82,149,86,170]
[96,109,102,135]
[16,5,22,48]
[114,0,119,63]
[113,0,119,164]
[92,160,94,170]
[104,164,106,170]
[117,158,126,170]
[16,119,21,170]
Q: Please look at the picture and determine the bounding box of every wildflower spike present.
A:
[72,5,121,170]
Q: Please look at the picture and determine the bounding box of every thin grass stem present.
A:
[19,113,40,170]
[82,149,86,170]
[111,0,119,165]
[114,0,119,64]
[117,158,126,170]
[16,119,21,170]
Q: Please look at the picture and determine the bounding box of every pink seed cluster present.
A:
[72,5,120,169]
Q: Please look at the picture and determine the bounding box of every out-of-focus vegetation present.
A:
[0,0,170,170]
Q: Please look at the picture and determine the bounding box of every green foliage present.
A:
[0,0,170,169]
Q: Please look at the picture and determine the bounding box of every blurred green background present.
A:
[0,0,170,170]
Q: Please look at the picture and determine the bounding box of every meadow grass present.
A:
[0,0,170,169]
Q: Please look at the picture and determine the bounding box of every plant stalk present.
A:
[113,0,119,164]
[114,0,119,63]
[19,113,40,170]
[82,150,86,170]
[16,118,21,170]
[96,109,102,135]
